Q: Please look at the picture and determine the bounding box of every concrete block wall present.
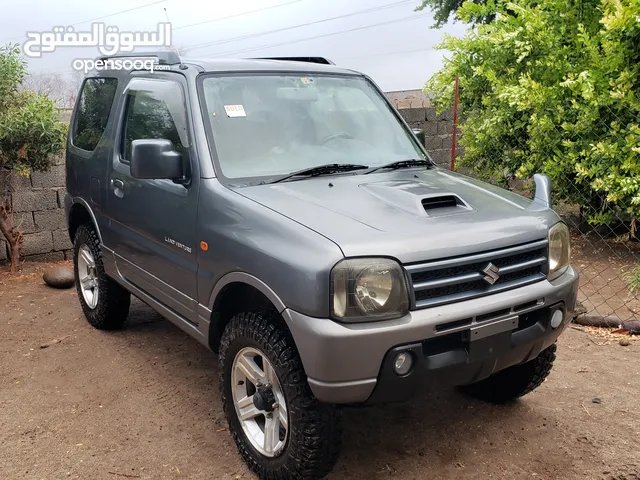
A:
[1,153,72,263]
[395,106,459,168]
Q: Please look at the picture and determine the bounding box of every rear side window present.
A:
[72,78,118,151]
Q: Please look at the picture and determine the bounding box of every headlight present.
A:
[548,222,571,280]
[330,258,410,322]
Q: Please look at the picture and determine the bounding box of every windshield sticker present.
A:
[300,77,313,85]
[224,104,246,117]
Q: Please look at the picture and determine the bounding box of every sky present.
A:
[0,0,468,92]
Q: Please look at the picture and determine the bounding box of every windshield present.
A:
[199,74,426,181]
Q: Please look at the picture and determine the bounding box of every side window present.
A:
[72,78,118,151]
[121,80,189,175]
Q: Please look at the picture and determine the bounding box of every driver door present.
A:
[104,76,199,321]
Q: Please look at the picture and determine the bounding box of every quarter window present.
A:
[72,78,118,151]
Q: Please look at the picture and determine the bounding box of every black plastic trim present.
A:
[365,303,566,404]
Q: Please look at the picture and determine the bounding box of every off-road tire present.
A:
[460,343,557,404]
[73,224,131,330]
[219,311,342,480]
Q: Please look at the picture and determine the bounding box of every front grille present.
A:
[406,240,548,309]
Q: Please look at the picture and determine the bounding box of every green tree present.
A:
[416,0,500,28]
[426,0,640,226]
[0,44,66,272]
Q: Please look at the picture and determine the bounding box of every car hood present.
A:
[234,168,559,264]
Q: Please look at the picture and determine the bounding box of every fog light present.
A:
[550,309,564,329]
[393,352,413,376]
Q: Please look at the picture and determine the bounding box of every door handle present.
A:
[111,178,125,198]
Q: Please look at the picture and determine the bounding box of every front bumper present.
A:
[283,266,579,404]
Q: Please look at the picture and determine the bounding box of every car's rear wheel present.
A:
[219,310,342,479]
[73,224,131,330]
[459,343,557,404]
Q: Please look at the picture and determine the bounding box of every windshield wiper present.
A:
[270,163,369,184]
[364,158,433,175]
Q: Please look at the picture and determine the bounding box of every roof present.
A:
[89,53,362,78]
[181,57,359,75]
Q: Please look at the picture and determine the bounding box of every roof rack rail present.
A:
[255,56,335,65]
[97,51,181,65]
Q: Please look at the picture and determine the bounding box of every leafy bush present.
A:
[624,264,640,295]
[425,0,640,225]
[0,89,67,174]
[0,44,66,271]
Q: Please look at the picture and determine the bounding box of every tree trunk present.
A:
[0,176,23,273]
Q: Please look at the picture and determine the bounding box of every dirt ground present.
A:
[1,262,639,480]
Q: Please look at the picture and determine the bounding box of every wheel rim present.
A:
[78,245,99,309]
[231,347,288,458]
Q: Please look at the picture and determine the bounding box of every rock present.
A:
[573,315,621,328]
[619,338,631,347]
[621,319,640,335]
[43,266,75,289]
[592,397,601,404]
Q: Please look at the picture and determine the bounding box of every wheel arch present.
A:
[68,198,102,244]
[207,272,288,353]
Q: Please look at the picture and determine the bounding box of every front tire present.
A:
[459,343,557,404]
[73,224,131,330]
[219,311,342,480]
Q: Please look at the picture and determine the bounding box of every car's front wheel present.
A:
[219,311,342,480]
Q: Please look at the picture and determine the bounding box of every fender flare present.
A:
[68,197,103,244]
[207,271,287,314]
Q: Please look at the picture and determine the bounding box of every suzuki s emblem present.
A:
[482,263,500,285]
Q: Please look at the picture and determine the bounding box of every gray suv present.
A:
[65,53,579,479]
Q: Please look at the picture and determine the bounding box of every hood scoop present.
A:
[422,195,458,210]
[420,193,471,216]
[360,180,475,218]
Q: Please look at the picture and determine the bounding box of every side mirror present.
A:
[130,139,183,180]
[412,128,425,145]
